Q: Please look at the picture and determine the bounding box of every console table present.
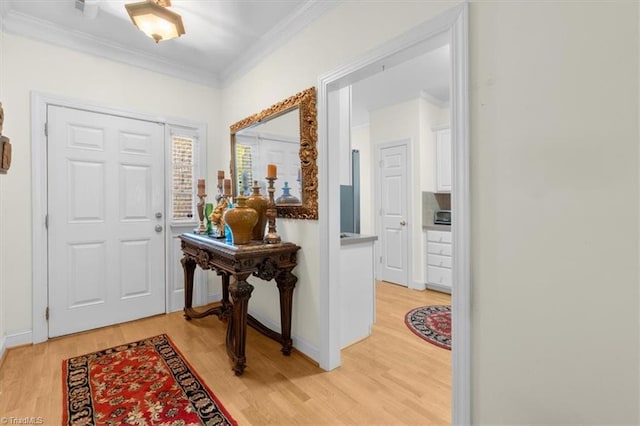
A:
[179,232,300,375]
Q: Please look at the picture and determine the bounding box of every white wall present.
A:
[0,33,220,337]
[0,28,6,357]
[1,1,639,423]
[366,97,447,285]
[470,1,639,424]
[221,0,640,423]
[219,0,456,358]
[370,98,423,285]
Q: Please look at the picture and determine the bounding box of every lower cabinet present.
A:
[425,229,452,293]
[340,240,376,348]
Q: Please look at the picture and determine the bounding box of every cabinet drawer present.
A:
[427,242,452,256]
[427,266,452,287]
[427,254,452,269]
[427,230,451,243]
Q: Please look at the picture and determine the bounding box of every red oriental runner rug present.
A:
[404,305,452,350]
[62,334,237,426]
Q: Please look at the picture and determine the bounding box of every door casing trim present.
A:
[316,3,470,424]
[31,92,207,343]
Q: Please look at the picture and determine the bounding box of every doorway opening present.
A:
[318,4,470,423]
[31,93,208,343]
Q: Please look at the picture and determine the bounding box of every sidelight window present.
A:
[171,134,197,221]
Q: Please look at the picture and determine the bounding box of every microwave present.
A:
[434,210,451,225]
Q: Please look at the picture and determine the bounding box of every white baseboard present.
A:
[250,311,320,362]
[0,336,6,364]
[5,330,33,348]
[426,283,452,295]
[205,292,320,362]
[206,291,222,305]
[291,333,320,362]
[411,280,427,290]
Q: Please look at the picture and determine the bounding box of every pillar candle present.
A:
[223,178,232,196]
[197,179,206,196]
[267,163,277,179]
[217,170,224,188]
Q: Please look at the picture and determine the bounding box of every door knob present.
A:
[155,225,163,232]
[400,220,406,226]
[155,212,162,219]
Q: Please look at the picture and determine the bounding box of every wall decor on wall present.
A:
[0,102,12,173]
[230,87,318,220]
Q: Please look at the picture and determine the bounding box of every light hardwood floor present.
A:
[0,282,451,425]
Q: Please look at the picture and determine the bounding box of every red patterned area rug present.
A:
[62,334,237,426]
[405,305,452,350]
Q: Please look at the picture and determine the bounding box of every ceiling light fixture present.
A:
[125,0,185,43]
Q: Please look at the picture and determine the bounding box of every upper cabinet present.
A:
[434,127,451,193]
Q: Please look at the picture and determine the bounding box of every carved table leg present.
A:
[181,255,196,320]
[275,269,298,355]
[220,272,231,320]
[227,273,254,375]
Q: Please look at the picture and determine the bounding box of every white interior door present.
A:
[47,105,166,337]
[378,142,409,286]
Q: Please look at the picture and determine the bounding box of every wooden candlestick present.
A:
[223,178,232,197]
[216,170,225,200]
[264,177,281,244]
[196,193,207,233]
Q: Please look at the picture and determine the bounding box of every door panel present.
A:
[48,105,165,337]
[120,239,151,298]
[379,143,409,286]
[68,160,105,221]
[68,242,107,307]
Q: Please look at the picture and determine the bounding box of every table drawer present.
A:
[427,242,452,256]
[427,265,452,287]
[427,230,452,243]
[427,253,452,269]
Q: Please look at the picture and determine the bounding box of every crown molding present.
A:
[0,0,12,29]
[420,89,450,109]
[218,0,340,87]
[1,0,336,89]
[0,7,219,87]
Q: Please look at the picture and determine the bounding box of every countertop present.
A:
[340,233,378,246]
[423,224,451,231]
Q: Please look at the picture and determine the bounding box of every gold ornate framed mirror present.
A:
[230,87,318,220]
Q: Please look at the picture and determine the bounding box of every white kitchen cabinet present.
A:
[434,127,451,193]
[425,229,452,293]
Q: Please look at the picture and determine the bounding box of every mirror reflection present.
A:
[230,87,318,220]
[234,108,302,205]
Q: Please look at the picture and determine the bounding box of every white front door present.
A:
[378,142,409,286]
[47,105,166,337]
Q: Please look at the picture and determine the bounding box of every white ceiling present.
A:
[0,0,450,116]
[0,0,336,87]
[351,36,450,127]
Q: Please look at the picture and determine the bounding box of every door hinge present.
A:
[45,306,49,321]
[379,256,382,263]
[45,214,48,230]
[44,122,48,137]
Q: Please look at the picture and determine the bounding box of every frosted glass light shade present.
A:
[125,0,185,43]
